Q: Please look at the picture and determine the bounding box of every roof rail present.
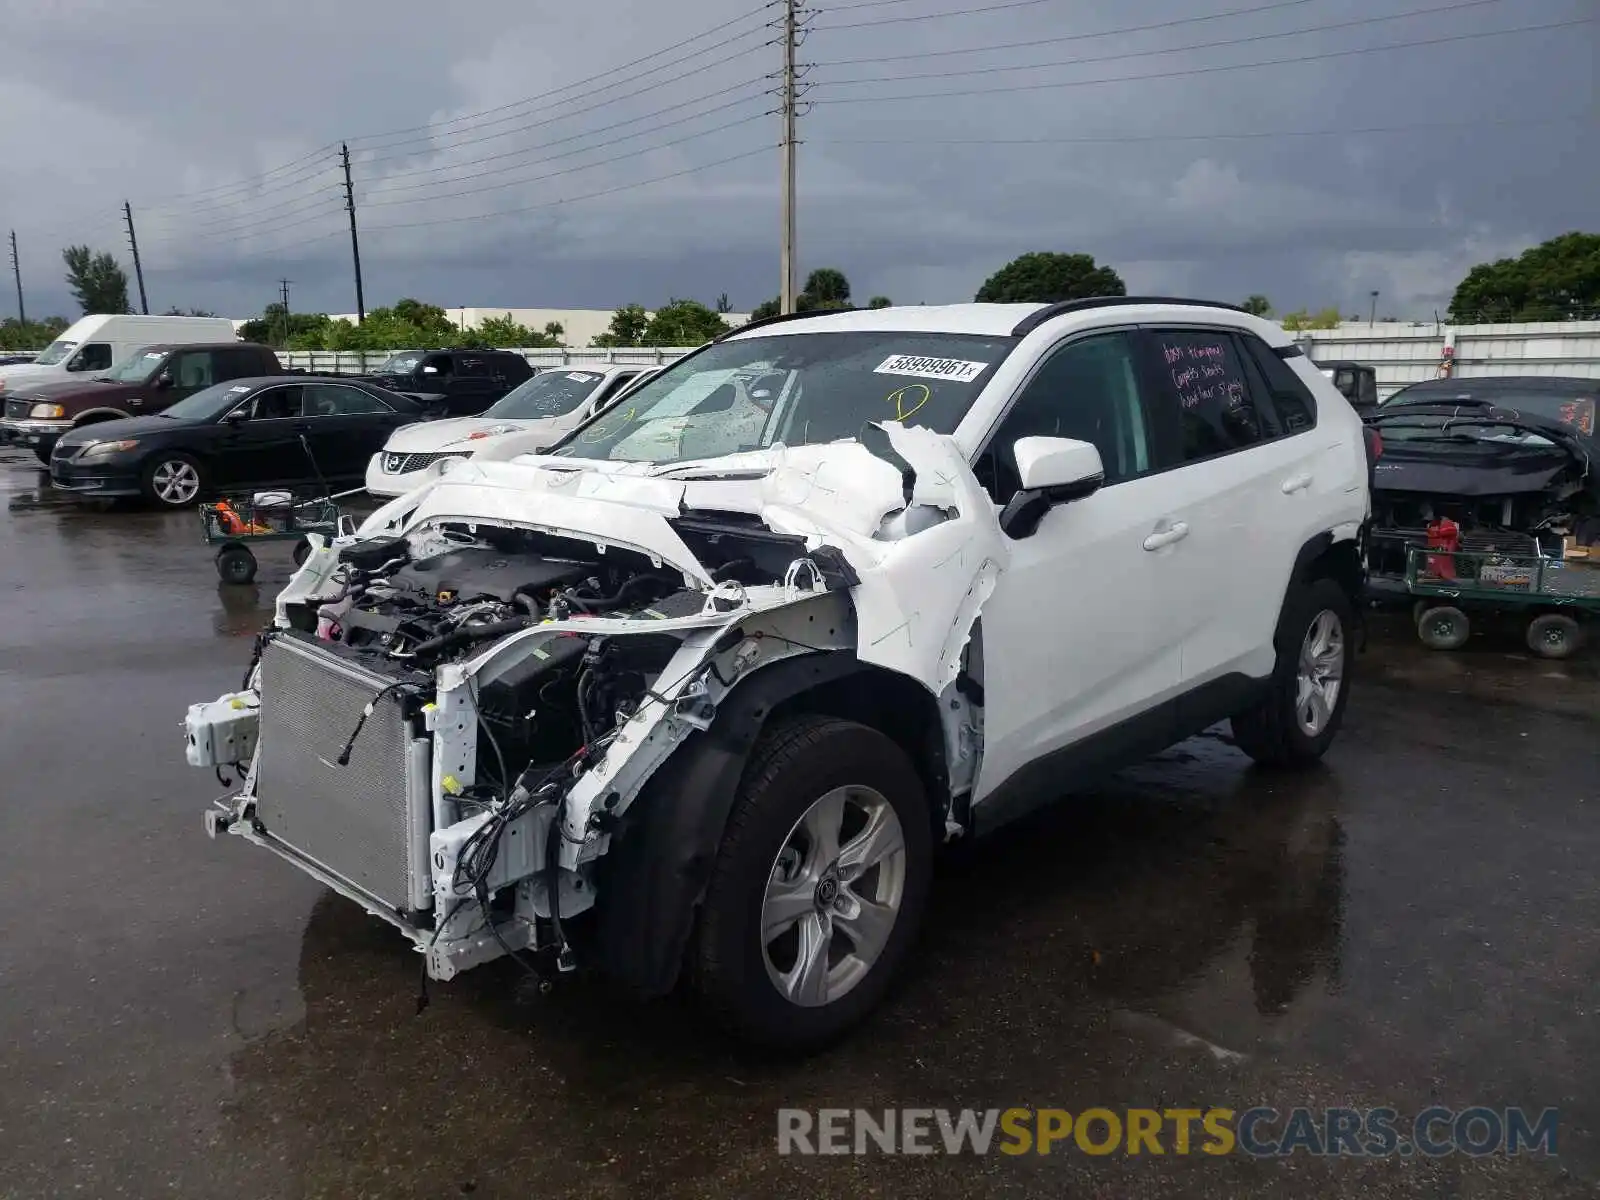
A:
[1009,295,1249,338]
[713,309,833,342]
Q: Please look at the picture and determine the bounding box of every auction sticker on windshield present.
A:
[875,355,989,383]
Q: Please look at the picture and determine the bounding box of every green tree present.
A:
[0,316,69,350]
[1448,232,1600,322]
[466,313,560,349]
[238,303,331,348]
[1240,295,1273,317]
[867,296,892,309]
[592,304,651,347]
[1280,307,1343,331]
[641,298,730,346]
[61,245,131,315]
[543,321,565,344]
[749,297,781,322]
[974,252,1124,304]
[802,268,851,309]
[162,306,219,317]
[714,293,732,314]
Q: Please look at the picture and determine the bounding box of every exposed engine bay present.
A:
[188,425,1003,987]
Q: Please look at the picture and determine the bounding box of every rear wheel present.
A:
[1417,605,1470,651]
[1526,613,1583,660]
[141,451,205,508]
[1231,576,1354,767]
[692,716,932,1052]
[215,544,257,585]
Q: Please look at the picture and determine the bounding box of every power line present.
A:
[359,83,768,194]
[812,0,1304,31]
[343,3,779,147]
[819,0,1500,67]
[818,0,1524,85]
[814,16,1597,103]
[353,72,770,168]
[360,144,774,234]
[815,113,1589,146]
[101,5,775,218]
[361,114,767,208]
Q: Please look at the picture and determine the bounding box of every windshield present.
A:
[33,339,78,366]
[484,370,606,419]
[376,352,424,375]
[550,331,1016,465]
[103,348,166,383]
[159,381,255,422]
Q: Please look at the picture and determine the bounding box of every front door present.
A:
[214,384,308,487]
[971,330,1185,812]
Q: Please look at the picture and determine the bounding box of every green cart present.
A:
[1406,545,1599,659]
[200,490,358,585]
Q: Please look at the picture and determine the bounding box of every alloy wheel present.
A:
[1295,609,1344,736]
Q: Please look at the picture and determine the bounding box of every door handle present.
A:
[1281,473,1314,494]
[293,422,312,433]
[1143,521,1190,551]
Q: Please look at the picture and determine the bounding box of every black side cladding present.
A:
[589,650,870,997]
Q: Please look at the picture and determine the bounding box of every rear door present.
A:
[298,383,406,479]
[1135,326,1327,697]
[448,355,499,414]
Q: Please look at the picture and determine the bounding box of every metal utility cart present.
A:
[1406,545,1599,659]
[200,490,358,584]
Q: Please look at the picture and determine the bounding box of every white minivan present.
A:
[0,314,238,396]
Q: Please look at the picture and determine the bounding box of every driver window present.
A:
[74,342,113,371]
[421,354,453,376]
[977,332,1151,504]
[247,386,303,420]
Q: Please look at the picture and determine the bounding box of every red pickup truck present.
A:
[0,342,286,462]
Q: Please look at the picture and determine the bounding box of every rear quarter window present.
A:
[1241,336,1319,432]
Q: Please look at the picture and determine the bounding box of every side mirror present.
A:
[66,357,89,372]
[420,365,440,375]
[692,383,737,414]
[155,371,175,389]
[999,436,1105,539]
[223,408,248,424]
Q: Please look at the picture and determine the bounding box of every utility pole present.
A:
[123,201,149,314]
[1369,290,1379,327]
[278,279,292,346]
[341,143,365,324]
[8,231,24,327]
[779,0,798,314]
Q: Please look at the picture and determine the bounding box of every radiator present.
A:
[255,636,432,913]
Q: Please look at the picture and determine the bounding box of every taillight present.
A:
[1365,427,1383,460]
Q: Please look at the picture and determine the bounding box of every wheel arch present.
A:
[1287,529,1366,646]
[588,650,950,999]
[72,407,133,425]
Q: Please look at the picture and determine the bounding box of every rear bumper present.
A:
[0,417,70,451]
[48,455,143,497]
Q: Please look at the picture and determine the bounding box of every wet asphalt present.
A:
[0,445,1597,1200]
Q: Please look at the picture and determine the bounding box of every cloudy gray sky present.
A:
[0,0,1594,323]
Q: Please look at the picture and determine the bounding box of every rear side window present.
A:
[304,383,390,416]
[1147,330,1266,462]
[456,356,488,378]
[1243,336,1320,431]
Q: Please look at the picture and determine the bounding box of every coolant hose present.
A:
[410,615,535,659]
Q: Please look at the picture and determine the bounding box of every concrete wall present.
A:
[1298,320,1600,399]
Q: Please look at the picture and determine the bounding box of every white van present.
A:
[0,314,238,396]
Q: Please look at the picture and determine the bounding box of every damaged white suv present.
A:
[186,298,1369,1050]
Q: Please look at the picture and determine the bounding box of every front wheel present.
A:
[1527,612,1583,660]
[692,716,932,1052]
[141,451,206,508]
[1231,576,1355,767]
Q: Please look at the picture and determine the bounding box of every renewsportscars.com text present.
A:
[777,1106,1559,1158]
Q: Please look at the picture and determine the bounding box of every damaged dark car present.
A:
[1365,376,1600,595]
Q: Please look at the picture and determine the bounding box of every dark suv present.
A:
[359,349,533,416]
[0,342,283,461]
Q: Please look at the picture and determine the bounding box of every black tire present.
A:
[292,538,313,567]
[1526,612,1583,660]
[1230,576,1355,768]
[216,544,257,585]
[140,451,206,509]
[692,715,933,1053]
[1417,605,1470,651]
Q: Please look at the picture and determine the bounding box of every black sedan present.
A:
[48,376,429,508]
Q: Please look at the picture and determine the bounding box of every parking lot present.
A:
[1,441,1596,1200]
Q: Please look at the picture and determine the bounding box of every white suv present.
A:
[186,298,1369,1051]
